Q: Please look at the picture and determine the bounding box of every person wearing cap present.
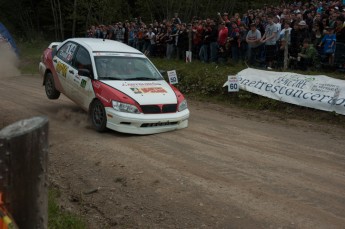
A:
[297,20,312,48]
[246,23,262,65]
[318,26,336,65]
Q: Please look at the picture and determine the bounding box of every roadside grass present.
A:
[17,39,50,74]
[48,189,86,229]
[151,58,345,127]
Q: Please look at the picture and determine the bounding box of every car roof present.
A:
[65,38,142,54]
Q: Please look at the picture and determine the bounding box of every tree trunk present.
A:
[72,0,77,37]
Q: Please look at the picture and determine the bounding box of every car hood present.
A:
[101,80,177,105]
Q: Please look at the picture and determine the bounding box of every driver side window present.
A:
[57,42,77,64]
[73,46,92,77]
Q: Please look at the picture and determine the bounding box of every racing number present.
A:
[227,75,239,92]
[229,83,238,90]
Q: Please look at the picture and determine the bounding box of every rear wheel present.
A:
[90,100,107,132]
[45,72,60,99]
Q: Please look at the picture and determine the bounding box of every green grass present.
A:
[48,189,86,229]
[151,58,345,127]
[17,39,51,74]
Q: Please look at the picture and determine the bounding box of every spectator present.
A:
[144,27,156,56]
[218,21,228,64]
[297,20,312,47]
[229,22,240,63]
[261,14,279,69]
[165,26,175,59]
[176,24,188,60]
[297,38,319,70]
[199,23,211,63]
[319,26,336,65]
[115,23,125,42]
[335,16,345,43]
[173,13,182,25]
[311,22,324,47]
[246,23,262,66]
[238,22,248,62]
[209,20,219,63]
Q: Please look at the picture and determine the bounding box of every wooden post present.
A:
[0,116,49,229]
[283,30,289,70]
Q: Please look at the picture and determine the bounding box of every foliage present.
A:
[0,0,279,40]
[17,40,51,74]
[48,189,86,229]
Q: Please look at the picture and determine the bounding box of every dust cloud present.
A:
[56,108,91,128]
[0,42,20,78]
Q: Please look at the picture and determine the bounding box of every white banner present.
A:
[223,68,345,115]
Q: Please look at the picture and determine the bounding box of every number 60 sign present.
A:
[167,70,178,84]
[227,75,239,92]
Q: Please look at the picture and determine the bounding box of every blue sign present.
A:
[0,23,19,55]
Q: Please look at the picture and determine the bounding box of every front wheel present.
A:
[45,72,60,99]
[90,100,107,132]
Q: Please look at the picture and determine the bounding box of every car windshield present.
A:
[95,56,162,81]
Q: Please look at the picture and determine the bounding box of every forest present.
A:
[0,0,281,41]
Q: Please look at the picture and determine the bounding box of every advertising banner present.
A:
[223,68,345,115]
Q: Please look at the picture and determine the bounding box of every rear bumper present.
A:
[105,107,190,135]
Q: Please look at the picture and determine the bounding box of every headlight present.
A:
[112,101,140,114]
[178,99,188,112]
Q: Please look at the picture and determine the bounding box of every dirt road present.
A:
[1,74,345,229]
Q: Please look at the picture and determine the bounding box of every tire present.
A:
[90,100,107,132]
[45,72,60,99]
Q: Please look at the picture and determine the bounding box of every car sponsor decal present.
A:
[80,79,86,88]
[130,87,167,94]
[122,82,162,87]
[59,43,77,61]
[56,61,68,78]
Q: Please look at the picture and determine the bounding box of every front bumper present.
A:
[38,62,46,78]
[105,107,190,135]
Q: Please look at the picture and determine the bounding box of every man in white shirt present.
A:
[246,23,262,65]
[260,14,279,69]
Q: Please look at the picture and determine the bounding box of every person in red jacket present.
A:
[218,22,229,63]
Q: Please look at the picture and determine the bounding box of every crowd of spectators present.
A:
[86,1,345,71]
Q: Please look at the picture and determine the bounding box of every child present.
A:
[319,26,336,65]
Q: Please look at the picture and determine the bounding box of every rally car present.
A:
[39,38,189,134]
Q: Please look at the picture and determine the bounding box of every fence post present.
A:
[0,116,49,229]
[283,30,289,70]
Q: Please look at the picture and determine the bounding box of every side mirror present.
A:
[78,69,93,79]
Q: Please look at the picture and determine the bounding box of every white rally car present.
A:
[39,38,189,134]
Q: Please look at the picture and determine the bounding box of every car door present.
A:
[69,45,95,110]
[53,42,78,98]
